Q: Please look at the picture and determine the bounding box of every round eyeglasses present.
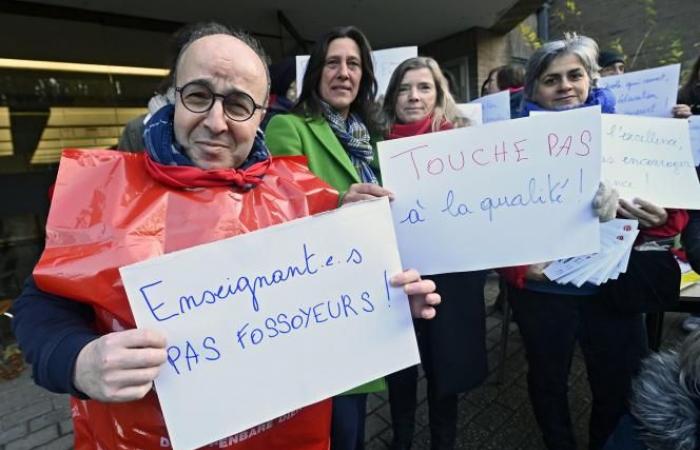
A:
[175,82,267,122]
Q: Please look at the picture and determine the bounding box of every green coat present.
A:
[265,113,381,200]
[265,112,386,395]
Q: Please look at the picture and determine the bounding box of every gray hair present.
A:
[169,22,271,98]
[382,56,460,133]
[524,34,600,101]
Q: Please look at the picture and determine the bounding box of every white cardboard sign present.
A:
[601,114,700,209]
[296,46,417,99]
[378,107,602,275]
[469,90,511,123]
[689,116,700,166]
[597,64,681,117]
[119,198,419,450]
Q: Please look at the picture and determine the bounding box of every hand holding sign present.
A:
[74,329,167,402]
[392,269,440,319]
[617,198,668,228]
[120,198,423,450]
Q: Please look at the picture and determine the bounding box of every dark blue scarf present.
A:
[143,104,270,170]
[142,104,270,189]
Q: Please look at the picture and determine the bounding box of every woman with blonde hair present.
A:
[382,56,488,450]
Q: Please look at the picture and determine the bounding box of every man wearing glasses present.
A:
[12,22,440,449]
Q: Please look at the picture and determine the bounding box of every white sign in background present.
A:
[469,90,511,123]
[689,116,700,166]
[378,107,602,275]
[120,198,419,450]
[597,64,681,117]
[296,46,418,100]
[601,114,700,209]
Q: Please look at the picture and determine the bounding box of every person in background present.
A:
[380,56,488,450]
[604,330,700,450]
[496,62,526,118]
[675,53,700,119]
[673,53,700,332]
[480,66,502,96]
[265,26,393,450]
[261,56,297,130]
[117,22,204,152]
[598,49,626,77]
[501,34,686,450]
[12,22,441,450]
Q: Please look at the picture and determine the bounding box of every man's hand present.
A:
[672,104,692,119]
[73,329,167,402]
[617,198,668,228]
[391,269,441,319]
[341,183,394,205]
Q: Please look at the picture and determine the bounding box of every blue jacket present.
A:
[11,277,97,396]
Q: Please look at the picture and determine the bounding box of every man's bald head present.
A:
[169,22,270,98]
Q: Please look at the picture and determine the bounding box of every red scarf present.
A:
[144,156,271,190]
[386,115,453,140]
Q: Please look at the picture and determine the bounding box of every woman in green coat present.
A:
[266,25,392,450]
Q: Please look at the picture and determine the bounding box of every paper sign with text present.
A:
[689,116,700,166]
[601,114,700,209]
[119,198,419,450]
[296,46,417,99]
[377,107,602,275]
[597,64,681,117]
[469,90,511,123]
[456,103,483,126]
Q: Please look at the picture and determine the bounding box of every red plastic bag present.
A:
[34,149,337,450]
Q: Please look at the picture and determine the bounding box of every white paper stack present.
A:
[544,219,639,287]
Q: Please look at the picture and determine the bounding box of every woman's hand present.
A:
[73,329,167,402]
[341,183,394,205]
[592,182,619,222]
[672,104,692,119]
[391,269,441,319]
[525,262,550,281]
[617,198,668,228]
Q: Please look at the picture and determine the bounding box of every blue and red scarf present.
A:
[142,104,270,190]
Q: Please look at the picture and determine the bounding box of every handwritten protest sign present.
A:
[469,90,511,123]
[456,103,483,126]
[601,114,700,209]
[377,107,601,275]
[296,46,417,99]
[120,198,419,450]
[690,116,700,166]
[597,64,681,117]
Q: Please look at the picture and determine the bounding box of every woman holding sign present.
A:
[265,26,396,450]
[501,34,687,450]
[379,56,488,450]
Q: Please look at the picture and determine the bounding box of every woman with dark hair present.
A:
[381,56,488,450]
[265,26,393,450]
[496,62,525,90]
[496,62,526,118]
[501,34,687,450]
[480,66,502,96]
[673,54,700,119]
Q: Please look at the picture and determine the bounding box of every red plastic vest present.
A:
[34,149,337,450]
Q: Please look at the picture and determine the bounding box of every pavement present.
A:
[0,276,690,450]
